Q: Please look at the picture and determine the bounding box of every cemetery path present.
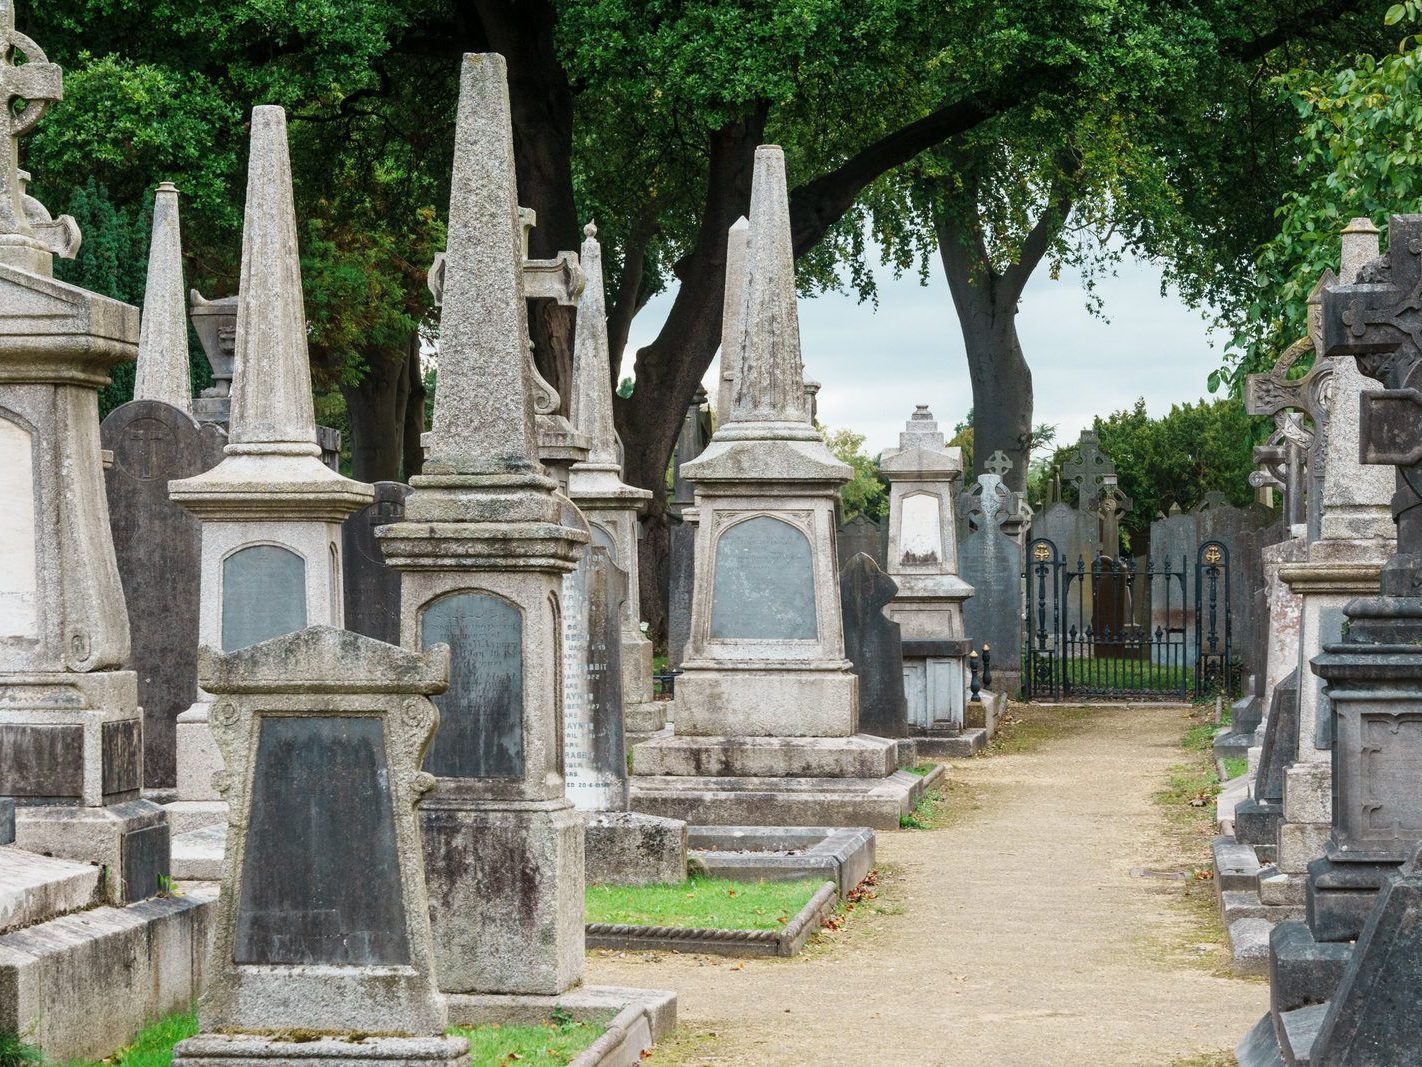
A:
[588,705,1268,1066]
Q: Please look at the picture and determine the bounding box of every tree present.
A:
[822,426,888,521]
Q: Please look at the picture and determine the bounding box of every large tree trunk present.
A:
[341,344,412,483]
[931,174,1073,497]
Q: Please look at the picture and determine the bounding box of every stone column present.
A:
[714,215,749,429]
[566,223,661,733]
[377,53,587,997]
[166,106,373,833]
[881,405,975,741]
[0,20,170,902]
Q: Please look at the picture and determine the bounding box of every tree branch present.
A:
[1227,0,1372,61]
[1000,166,1078,302]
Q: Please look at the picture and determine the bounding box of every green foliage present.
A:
[449,1016,608,1067]
[585,876,820,931]
[67,1008,199,1067]
[822,425,888,521]
[0,1033,43,1067]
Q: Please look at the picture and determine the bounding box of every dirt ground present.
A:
[588,704,1267,1066]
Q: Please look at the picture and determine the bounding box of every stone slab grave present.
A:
[630,145,915,830]
[170,627,466,1065]
[690,825,877,899]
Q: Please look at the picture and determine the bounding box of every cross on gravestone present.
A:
[1095,480,1132,558]
[983,450,1013,478]
[1060,430,1115,508]
[1321,216,1422,577]
[0,2,62,243]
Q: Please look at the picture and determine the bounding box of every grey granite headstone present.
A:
[711,515,817,640]
[667,513,695,667]
[420,592,524,779]
[1195,492,1275,680]
[220,544,308,652]
[567,547,630,811]
[103,399,226,787]
[0,796,14,845]
[837,513,885,570]
[839,553,908,738]
[1148,507,1197,664]
[235,715,410,965]
[342,481,409,644]
[959,473,1024,672]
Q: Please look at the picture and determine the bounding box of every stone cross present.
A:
[1061,429,1115,509]
[426,213,584,308]
[1095,477,1132,559]
[983,450,1013,478]
[0,2,60,241]
[1322,214,1422,587]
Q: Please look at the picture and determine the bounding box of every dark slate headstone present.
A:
[120,822,170,903]
[587,548,629,805]
[711,516,818,640]
[1311,846,1422,1063]
[102,399,226,788]
[667,513,695,667]
[342,481,409,645]
[101,719,142,799]
[420,592,524,779]
[1195,493,1276,678]
[1235,669,1300,847]
[0,797,14,845]
[235,714,410,966]
[221,544,308,653]
[959,474,1024,673]
[839,553,908,737]
[837,514,885,571]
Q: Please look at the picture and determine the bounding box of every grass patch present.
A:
[1222,755,1249,780]
[63,1010,198,1067]
[2,1034,44,1067]
[1059,656,1191,694]
[585,876,819,931]
[900,787,946,829]
[985,704,1097,756]
[451,1012,607,1067]
[905,761,937,776]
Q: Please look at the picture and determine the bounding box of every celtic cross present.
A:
[0,2,61,241]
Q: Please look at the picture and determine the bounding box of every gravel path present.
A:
[588,704,1267,1065]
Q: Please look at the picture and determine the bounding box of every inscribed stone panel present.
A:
[0,416,37,640]
[221,545,307,652]
[711,515,817,640]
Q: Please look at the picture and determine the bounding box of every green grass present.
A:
[1059,655,1191,693]
[899,787,946,829]
[1,1033,44,1067]
[451,1012,608,1067]
[905,761,937,776]
[1222,755,1249,780]
[585,875,819,931]
[63,1010,198,1067]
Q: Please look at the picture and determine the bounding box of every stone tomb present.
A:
[170,627,467,1066]
[342,480,410,645]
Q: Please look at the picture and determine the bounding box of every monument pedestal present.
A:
[583,810,687,886]
[420,795,585,996]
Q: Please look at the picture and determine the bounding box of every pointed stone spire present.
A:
[715,216,749,426]
[729,147,807,425]
[226,106,319,456]
[424,52,539,477]
[133,182,191,413]
[569,221,618,467]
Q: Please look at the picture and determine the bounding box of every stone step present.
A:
[1223,889,1304,924]
[0,846,102,934]
[909,728,986,758]
[1213,835,1263,891]
[171,824,226,881]
[0,885,216,1062]
[1236,1012,1286,1067]
[1228,917,1275,976]
[630,773,916,831]
[631,733,900,779]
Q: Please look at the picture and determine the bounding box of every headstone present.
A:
[837,513,885,570]
[959,471,1025,694]
[103,401,225,786]
[171,628,467,1066]
[564,547,630,811]
[376,53,588,998]
[1147,504,1197,666]
[839,553,908,737]
[0,11,170,901]
[342,480,409,644]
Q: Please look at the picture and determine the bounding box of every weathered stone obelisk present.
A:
[376,53,589,998]
[714,215,749,428]
[567,222,661,733]
[102,181,225,788]
[0,7,170,900]
[166,106,373,832]
[630,146,915,829]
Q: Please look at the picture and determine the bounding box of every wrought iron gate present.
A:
[1023,537,1233,702]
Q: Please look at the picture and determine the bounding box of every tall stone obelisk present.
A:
[377,53,589,997]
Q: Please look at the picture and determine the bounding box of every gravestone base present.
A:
[672,666,858,737]
[583,811,688,886]
[624,700,667,735]
[421,798,584,996]
[1235,800,1283,849]
[1269,921,1354,1017]
[632,733,901,779]
[1305,856,1399,943]
[909,727,987,758]
[445,984,678,1056]
[173,1035,471,1067]
[629,769,921,831]
[14,799,169,904]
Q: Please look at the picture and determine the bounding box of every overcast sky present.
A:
[622,247,1224,459]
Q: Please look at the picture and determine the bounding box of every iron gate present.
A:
[1023,537,1234,702]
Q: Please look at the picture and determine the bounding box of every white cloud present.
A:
[622,242,1222,457]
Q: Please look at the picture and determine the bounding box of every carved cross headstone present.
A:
[1061,430,1115,509]
[1095,479,1133,559]
[0,2,61,243]
[983,450,1013,479]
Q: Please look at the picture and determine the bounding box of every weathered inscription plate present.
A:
[711,516,817,640]
[420,592,524,778]
[0,723,83,798]
[899,493,942,565]
[0,416,37,641]
[235,715,410,965]
[121,823,170,903]
[221,544,307,652]
[101,718,142,798]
